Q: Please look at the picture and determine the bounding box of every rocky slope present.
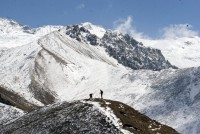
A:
[0,102,24,126]
[65,24,176,70]
[0,99,179,134]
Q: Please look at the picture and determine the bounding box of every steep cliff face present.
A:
[65,24,176,70]
[101,31,176,70]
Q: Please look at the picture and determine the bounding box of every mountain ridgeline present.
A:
[65,24,177,70]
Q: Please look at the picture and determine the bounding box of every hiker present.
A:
[89,93,93,100]
[100,90,103,99]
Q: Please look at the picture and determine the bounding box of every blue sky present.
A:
[0,0,199,38]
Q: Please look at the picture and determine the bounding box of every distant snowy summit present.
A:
[0,18,62,48]
[0,18,32,34]
[0,18,62,35]
[81,22,106,38]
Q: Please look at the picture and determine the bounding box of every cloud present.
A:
[161,24,199,39]
[77,3,85,9]
[113,16,147,39]
[113,16,199,40]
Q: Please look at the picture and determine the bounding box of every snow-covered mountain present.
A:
[65,24,176,70]
[1,18,200,133]
[0,18,62,48]
[140,36,200,68]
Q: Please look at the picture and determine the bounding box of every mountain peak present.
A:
[0,18,31,34]
[0,18,20,26]
[0,18,62,48]
[81,22,106,38]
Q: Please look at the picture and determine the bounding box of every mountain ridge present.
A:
[64,24,176,70]
[0,99,179,134]
[0,18,62,48]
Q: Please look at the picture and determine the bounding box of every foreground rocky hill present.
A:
[0,103,24,126]
[0,99,179,134]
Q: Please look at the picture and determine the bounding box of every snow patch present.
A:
[87,101,132,134]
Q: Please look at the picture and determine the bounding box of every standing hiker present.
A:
[100,90,103,99]
[89,93,93,100]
